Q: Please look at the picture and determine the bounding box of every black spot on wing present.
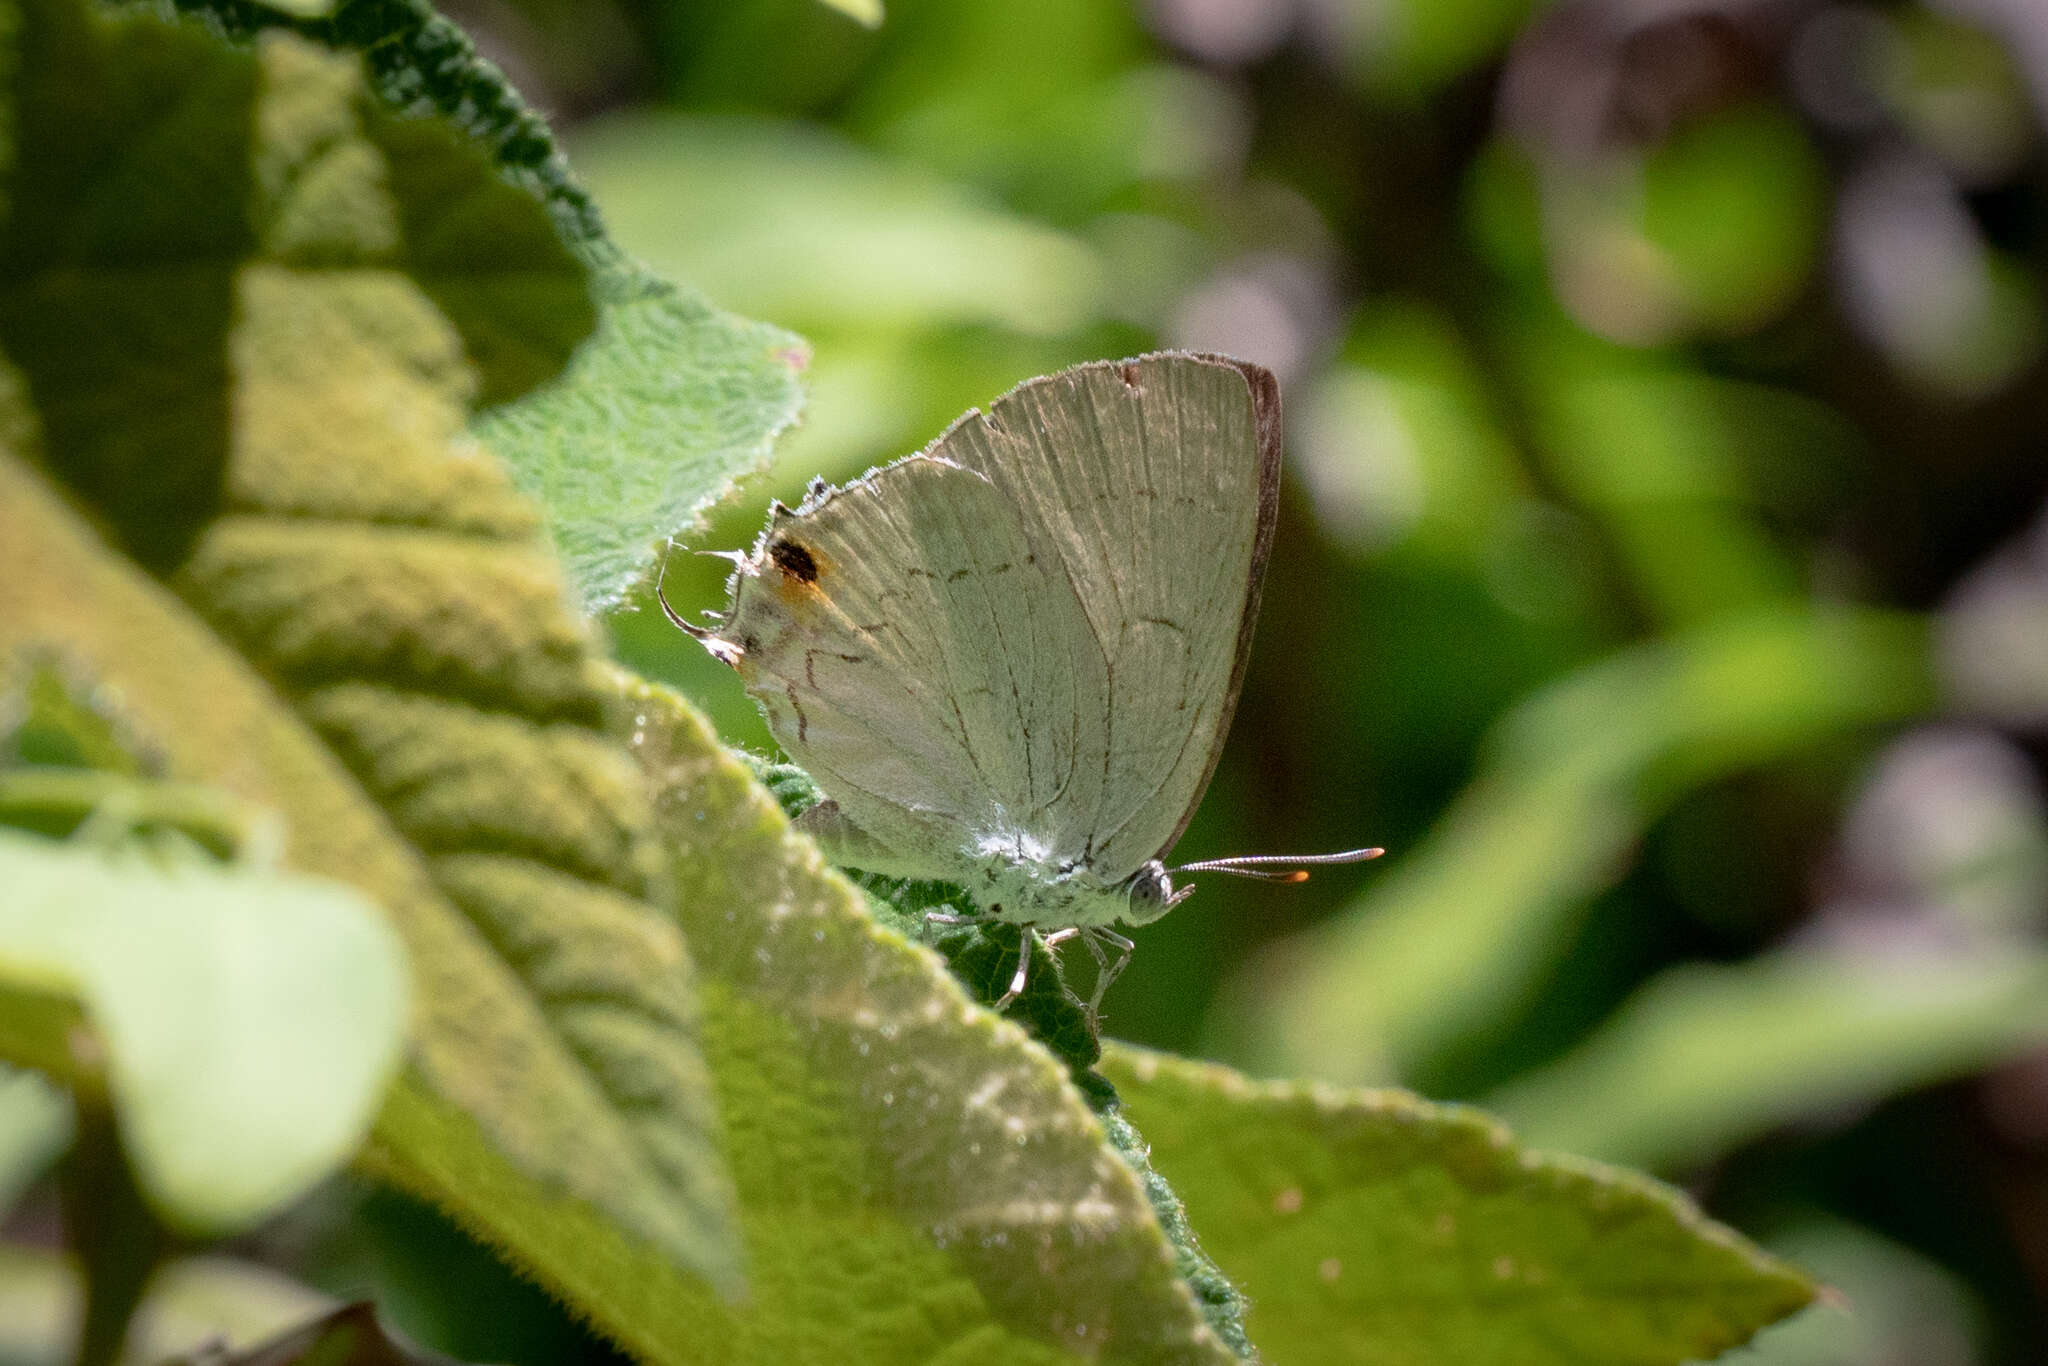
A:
[769,539,820,584]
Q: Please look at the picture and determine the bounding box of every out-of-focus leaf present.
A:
[1509,329,1838,627]
[1295,301,1527,555]
[0,660,150,776]
[0,0,739,1316]
[1098,1045,1813,1366]
[814,0,882,28]
[1323,0,1537,101]
[0,1249,335,1366]
[831,3,1233,217]
[0,1063,69,1217]
[591,675,1239,1365]
[160,0,811,614]
[1485,946,2048,1172]
[165,1303,459,1366]
[0,829,406,1233]
[1535,107,1825,346]
[1730,1214,1984,1366]
[1230,608,1932,1084]
[1888,9,2034,184]
[0,767,279,862]
[570,114,1105,337]
[1638,106,1826,336]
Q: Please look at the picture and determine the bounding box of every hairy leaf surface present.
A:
[619,677,1238,1365]
[1100,1046,1814,1366]
[159,0,811,612]
[0,0,737,1304]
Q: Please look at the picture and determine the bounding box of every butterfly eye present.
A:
[1124,862,1180,925]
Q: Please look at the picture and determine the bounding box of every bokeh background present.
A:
[429,0,2048,1358]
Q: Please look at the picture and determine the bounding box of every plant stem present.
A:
[61,1049,164,1366]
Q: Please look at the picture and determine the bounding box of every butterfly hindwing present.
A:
[936,353,1280,877]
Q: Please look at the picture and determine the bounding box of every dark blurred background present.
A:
[423,0,2048,1358]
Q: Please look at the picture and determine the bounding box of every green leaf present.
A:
[814,0,883,27]
[0,1063,69,1218]
[1485,946,2048,1172]
[156,0,811,614]
[568,115,1105,337]
[0,1248,336,1366]
[598,676,1238,1365]
[0,0,738,1310]
[0,828,407,1234]
[0,657,153,776]
[472,271,809,615]
[741,765,1255,1357]
[1730,1213,1985,1365]
[1098,1045,1815,1366]
[165,1302,462,1365]
[1229,607,1933,1084]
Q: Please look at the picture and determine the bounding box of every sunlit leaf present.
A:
[814,0,882,27]
[0,829,406,1233]
[0,0,738,1309]
[157,0,812,614]
[1100,1045,1814,1366]
[473,272,809,615]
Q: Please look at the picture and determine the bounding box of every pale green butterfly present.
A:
[665,352,1379,1014]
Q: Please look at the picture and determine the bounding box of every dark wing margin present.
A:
[1152,353,1282,858]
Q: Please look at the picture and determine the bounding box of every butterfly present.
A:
[664,352,1378,1014]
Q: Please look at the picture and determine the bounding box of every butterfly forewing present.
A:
[722,455,1110,868]
[717,352,1280,886]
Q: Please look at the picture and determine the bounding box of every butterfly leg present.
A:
[1082,927,1135,1019]
[918,909,982,944]
[991,924,1034,1011]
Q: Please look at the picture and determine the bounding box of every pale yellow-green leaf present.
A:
[813,0,883,28]
[1100,1045,1814,1366]
[0,829,407,1234]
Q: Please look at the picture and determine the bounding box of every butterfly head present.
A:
[1125,846,1386,925]
[1124,860,1195,925]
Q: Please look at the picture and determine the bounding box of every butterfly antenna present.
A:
[655,541,749,667]
[653,541,710,639]
[1173,847,1384,883]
